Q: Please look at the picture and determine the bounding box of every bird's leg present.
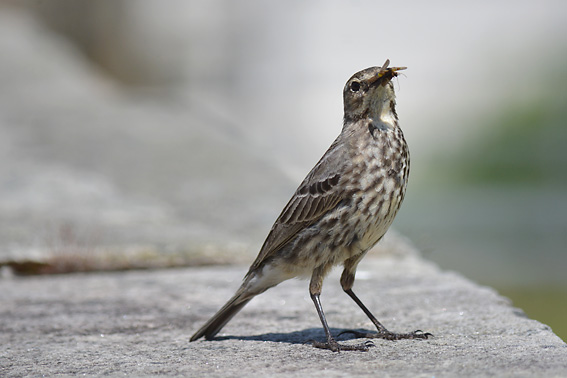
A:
[341,288,431,340]
[339,259,432,340]
[309,265,371,352]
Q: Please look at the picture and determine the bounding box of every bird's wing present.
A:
[247,136,350,273]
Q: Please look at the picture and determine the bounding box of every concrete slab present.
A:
[1,249,565,377]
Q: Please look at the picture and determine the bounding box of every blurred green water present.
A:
[398,187,567,342]
[397,70,567,342]
[499,288,567,342]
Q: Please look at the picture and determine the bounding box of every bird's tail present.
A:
[190,285,255,341]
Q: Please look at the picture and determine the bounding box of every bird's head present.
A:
[343,60,406,124]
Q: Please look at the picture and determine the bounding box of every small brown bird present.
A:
[190,60,430,351]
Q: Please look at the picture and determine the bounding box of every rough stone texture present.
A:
[1,245,566,377]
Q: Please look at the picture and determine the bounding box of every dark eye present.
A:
[350,81,361,92]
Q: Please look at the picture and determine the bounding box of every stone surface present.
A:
[1,246,566,377]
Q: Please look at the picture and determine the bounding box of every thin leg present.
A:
[339,256,432,340]
[342,288,431,340]
[309,265,371,352]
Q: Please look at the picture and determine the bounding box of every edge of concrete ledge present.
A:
[1,238,566,377]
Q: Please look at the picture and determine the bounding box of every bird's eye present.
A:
[350,81,361,92]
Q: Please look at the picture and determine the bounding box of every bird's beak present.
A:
[386,66,407,74]
[368,60,407,85]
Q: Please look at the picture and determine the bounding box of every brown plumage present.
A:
[190,60,431,351]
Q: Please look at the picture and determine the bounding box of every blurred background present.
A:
[0,1,565,340]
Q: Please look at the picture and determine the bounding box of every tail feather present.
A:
[191,265,286,341]
[190,290,254,341]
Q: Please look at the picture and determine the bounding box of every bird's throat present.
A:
[368,84,398,129]
[367,99,397,132]
[378,99,397,129]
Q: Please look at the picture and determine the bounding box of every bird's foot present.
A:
[311,338,374,352]
[339,329,432,341]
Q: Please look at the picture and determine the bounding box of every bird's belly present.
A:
[275,175,406,272]
[357,217,392,251]
[353,179,405,252]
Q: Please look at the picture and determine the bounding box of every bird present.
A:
[190,59,431,351]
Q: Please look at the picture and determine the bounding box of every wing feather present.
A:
[247,136,350,273]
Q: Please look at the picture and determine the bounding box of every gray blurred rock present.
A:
[0,9,294,261]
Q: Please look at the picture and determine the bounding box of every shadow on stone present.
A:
[212,327,375,345]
